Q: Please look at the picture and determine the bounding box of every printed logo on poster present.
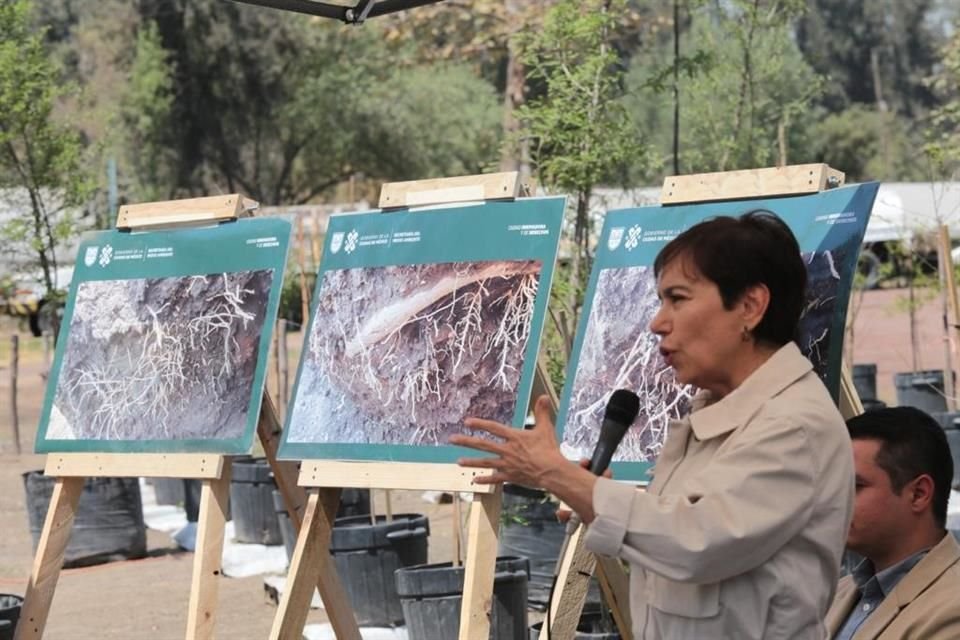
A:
[344,229,359,254]
[83,246,99,267]
[625,225,643,251]
[607,227,625,251]
[330,232,344,254]
[98,245,114,267]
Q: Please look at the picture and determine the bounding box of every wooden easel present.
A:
[270,172,559,640]
[15,194,361,640]
[541,163,867,640]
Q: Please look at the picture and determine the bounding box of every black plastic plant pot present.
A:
[230,457,282,545]
[894,370,948,414]
[331,513,429,626]
[272,489,296,562]
[338,488,371,519]
[0,594,23,640]
[852,363,877,402]
[396,556,529,640]
[498,483,603,610]
[22,471,146,568]
[152,477,186,506]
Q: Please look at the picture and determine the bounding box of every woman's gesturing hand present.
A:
[450,395,567,488]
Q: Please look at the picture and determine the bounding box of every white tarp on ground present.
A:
[139,479,289,578]
[303,624,407,640]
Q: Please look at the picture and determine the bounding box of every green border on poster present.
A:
[278,196,566,464]
[34,217,291,454]
[556,183,880,481]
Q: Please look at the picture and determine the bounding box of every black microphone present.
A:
[587,389,641,475]
[560,389,641,539]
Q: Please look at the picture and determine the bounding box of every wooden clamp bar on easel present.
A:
[15,194,359,640]
[541,163,865,640]
[270,172,546,640]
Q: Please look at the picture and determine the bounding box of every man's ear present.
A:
[909,474,936,514]
[740,283,771,332]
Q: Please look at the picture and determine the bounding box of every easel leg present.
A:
[539,525,596,640]
[596,556,633,640]
[270,488,360,640]
[458,488,502,640]
[15,477,84,640]
[185,462,232,640]
[257,393,306,526]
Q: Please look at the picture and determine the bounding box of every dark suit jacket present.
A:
[825,533,960,639]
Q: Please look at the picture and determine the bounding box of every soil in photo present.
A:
[562,266,693,464]
[798,241,858,384]
[288,259,543,446]
[48,270,274,442]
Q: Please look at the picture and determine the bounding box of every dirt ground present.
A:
[0,328,458,640]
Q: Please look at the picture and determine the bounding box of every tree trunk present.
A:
[498,0,528,178]
[672,0,680,175]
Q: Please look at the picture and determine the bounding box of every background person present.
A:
[452,211,854,639]
[826,407,960,640]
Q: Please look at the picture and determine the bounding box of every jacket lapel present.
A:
[854,534,960,639]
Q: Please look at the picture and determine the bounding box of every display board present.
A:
[35,217,290,454]
[557,183,880,481]
[279,197,565,463]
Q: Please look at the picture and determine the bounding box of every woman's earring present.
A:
[742,326,751,342]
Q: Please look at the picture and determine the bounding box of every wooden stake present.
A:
[10,334,21,455]
[278,319,289,409]
[310,211,321,270]
[296,216,310,331]
[272,320,283,417]
[940,225,959,410]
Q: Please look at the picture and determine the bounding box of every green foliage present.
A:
[0,0,92,318]
[119,21,176,202]
[809,105,928,181]
[514,0,648,389]
[796,0,944,117]
[278,267,316,331]
[515,0,645,195]
[354,64,503,179]
[626,0,822,177]
[925,23,960,178]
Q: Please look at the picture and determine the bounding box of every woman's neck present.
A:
[707,342,780,399]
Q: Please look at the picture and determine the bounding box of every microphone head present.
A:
[604,389,641,426]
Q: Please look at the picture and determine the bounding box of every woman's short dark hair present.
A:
[653,210,807,347]
[846,407,953,528]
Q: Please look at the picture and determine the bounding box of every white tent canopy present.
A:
[863,182,960,243]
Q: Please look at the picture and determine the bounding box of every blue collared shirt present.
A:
[835,549,929,640]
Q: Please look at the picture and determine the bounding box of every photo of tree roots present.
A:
[562,244,857,464]
[562,266,694,464]
[46,270,274,441]
[287,260,543,446]
[798,239,859,385]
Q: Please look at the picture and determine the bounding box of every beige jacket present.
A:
[585,342,854,640]
[825,533,960,639]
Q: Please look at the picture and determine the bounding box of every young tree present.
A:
[515,0,647,387]
[0,0,92,337]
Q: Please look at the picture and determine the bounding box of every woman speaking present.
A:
[451,211,854,639]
